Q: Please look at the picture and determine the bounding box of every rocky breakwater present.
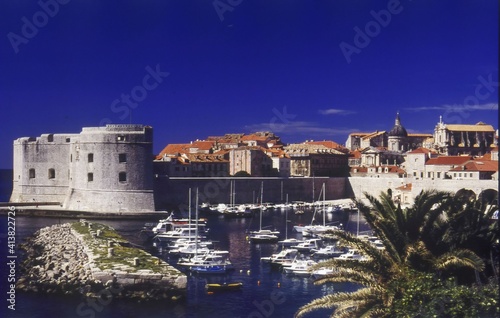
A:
[18,220,187,301]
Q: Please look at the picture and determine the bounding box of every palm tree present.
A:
[439,194,499,282]
[295,189,487,318]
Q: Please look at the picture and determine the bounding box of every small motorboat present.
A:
[190,265,228,274]
[205,281,243,292]
[283,259,317,276]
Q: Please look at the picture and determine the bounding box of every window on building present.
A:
[66,138,71,143]
[119,172,127,182]
[88,153,94,163]
[29,169,35,179]
[117,135,126,141]
[48,168,55,179]
[437,172,441,178]
[119,153,127,163]
[48,134,54,142]
[469,173,473,178]
[88,173,93,182]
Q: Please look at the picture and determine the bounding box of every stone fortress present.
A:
[8,116,498,213]
[10,124,155,213]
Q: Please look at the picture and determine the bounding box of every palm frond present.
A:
[314,268,377,287]
[435,249,485,272]
[295,294,343,318]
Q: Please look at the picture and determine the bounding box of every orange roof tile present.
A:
[305,140,348,153]
[361,131,386,140]
[450,160,498,172]
[395,183,412,191]
[407,147,432,154]
[425,156,472,166]
[190,140,215,151]
[157,143,191,158]
[349,150,362,159]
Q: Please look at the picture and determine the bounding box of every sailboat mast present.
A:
[260,181,264,231]
[188,187,192,231]
[280,180,283,202]
[230,179,233,206]
[285,193,289,239]
[322,183,326,226]
[195,187,199,257]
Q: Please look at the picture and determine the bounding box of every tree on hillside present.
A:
[295,189,498,318]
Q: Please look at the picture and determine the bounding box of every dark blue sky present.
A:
[1,0,498,169]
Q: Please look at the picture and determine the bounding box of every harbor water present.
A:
[2,208,369,318]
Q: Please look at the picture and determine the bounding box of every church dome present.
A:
[388,113,408,137]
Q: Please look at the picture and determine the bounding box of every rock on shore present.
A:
[18,222,187,301]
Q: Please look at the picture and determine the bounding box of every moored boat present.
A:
[205,281,243,291]
[283,259,317,276]
[261,248,299,267]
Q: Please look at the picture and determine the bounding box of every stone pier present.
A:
[18,221,187,301]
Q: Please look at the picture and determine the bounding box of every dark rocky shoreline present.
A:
[17,222,187,301]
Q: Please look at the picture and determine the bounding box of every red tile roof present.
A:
[305,140,349,153]
[450,160,498,172]
[240,134,269,141]
[425,156,473,166]
[349,149,362,159]
[407,147,433,154]
[156,143,191,159]
[395,183,412,191]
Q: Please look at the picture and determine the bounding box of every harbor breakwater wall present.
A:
[18,221,187,301]
[154,177,347,210]
[346,177,498,202]
[155,176,497,211]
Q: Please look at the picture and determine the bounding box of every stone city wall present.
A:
[154,177,347,211]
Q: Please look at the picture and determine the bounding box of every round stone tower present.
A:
[65,124,154,212]
[388,112,408,152]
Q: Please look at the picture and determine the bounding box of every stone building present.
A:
[345,131,386,150]
[285,143,349,177]
[229,146,274,176]
[387,113,408,152]
[346,113,432,152]
[433,117,496,156]
[404,147,437,179]
[359,147,405,167]
[10,124,155,212]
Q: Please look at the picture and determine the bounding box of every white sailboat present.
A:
[297,183,342,237]
[249,182,279,243]
[278,193,304,247]
[177,188,233,274]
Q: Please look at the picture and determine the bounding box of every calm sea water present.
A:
[1,209,369,318]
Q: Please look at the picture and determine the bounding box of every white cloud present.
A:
[244,120,358,136]
[318,108,356,115]
[405,103,498,112]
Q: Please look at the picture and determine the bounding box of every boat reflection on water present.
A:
[12,208,367,318]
